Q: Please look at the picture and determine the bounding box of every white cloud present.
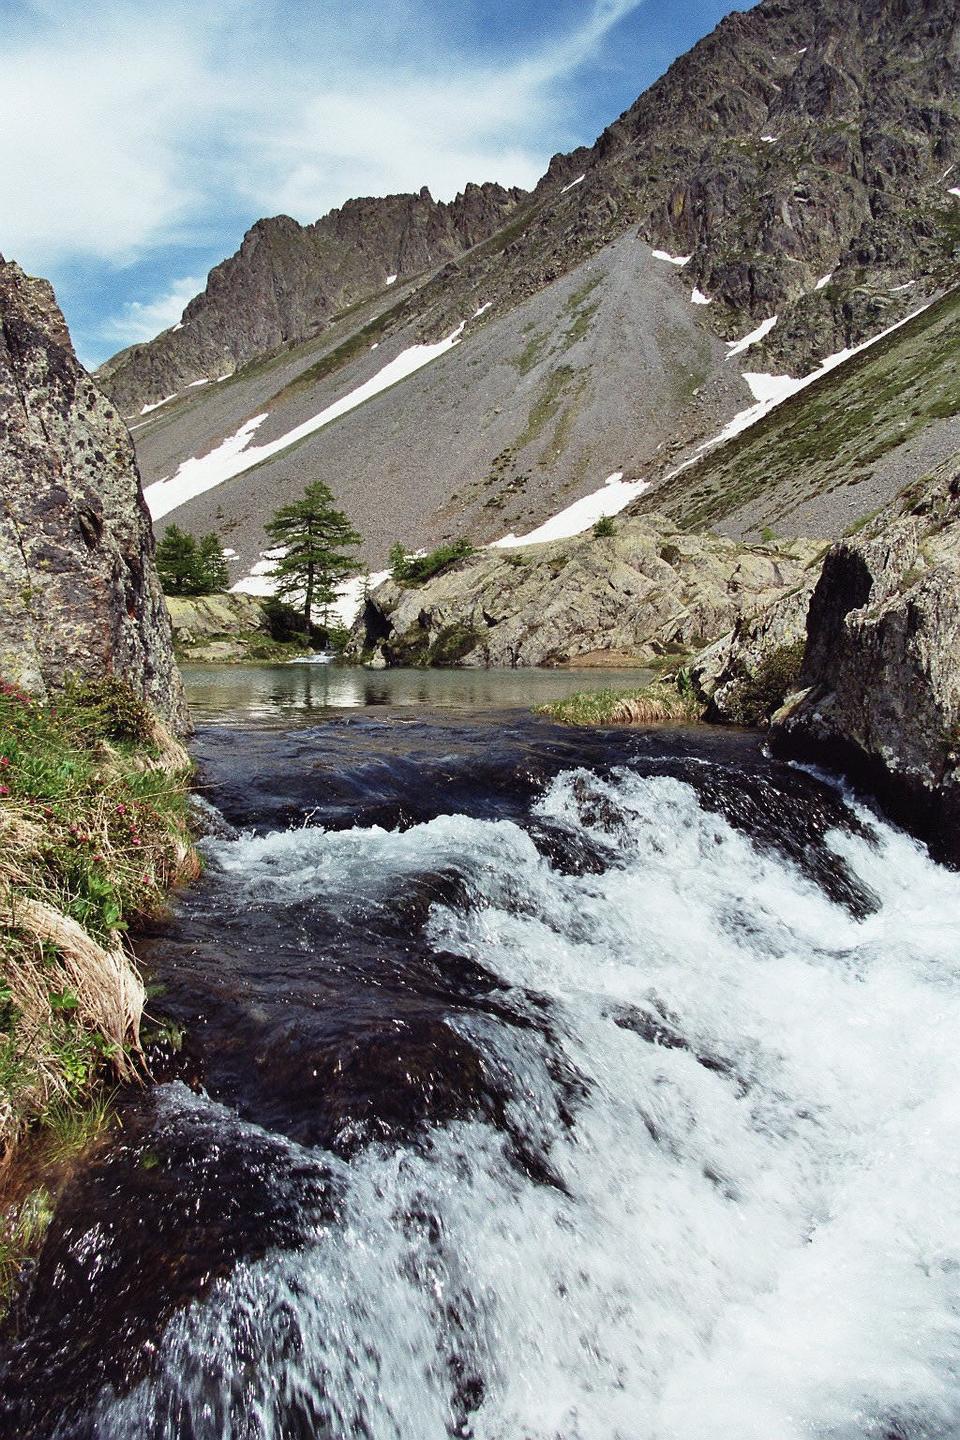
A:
[102,275,204,347]
[0,0,646,274]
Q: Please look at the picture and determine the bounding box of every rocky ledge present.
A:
[354,519,823,669]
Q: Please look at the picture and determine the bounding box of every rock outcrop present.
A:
[771,454,960,862]
[355,520,821,669]
[166,592,278,662]
[0,258,188,733]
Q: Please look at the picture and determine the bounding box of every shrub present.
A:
[593,515,617,538]
[723,640,806,726]
[390,538,474,586]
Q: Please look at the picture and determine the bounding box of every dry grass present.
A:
[0,676,197,1156]
[537,680,703,727]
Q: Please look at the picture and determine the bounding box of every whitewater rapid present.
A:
[81,765,960,1440]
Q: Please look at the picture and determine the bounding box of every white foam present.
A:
[99,772,960,1438]
[560,174,585,194]
[144,324,466,520]
[726,316,778,358]
[492,472,646,548]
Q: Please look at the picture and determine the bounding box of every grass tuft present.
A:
[536,679,703,727]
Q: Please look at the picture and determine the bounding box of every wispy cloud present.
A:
[101,274,205,347]
[2,0,644,271]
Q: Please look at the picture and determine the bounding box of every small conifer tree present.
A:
[155,525,231,595]
[264,481,362,627]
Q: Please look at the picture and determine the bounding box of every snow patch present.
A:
[172,322,183,332]
[187,378,209,388]
[143,323,467,520]
[492,472,647,549]
[139,393,177,416]
[760,135,778,143]
[690,302,935,461]
[815,272,833,290]
[222,548,238,559]
[386,274,397,285]
[145,414,269,520]
[726,316,778,358]
[473,302,492,318]
[560,174,585,194]
[890,281,916,294]
[948,188,960,200]
[652,250,692,267]
[691,288,712,306]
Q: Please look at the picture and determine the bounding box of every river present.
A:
[3,665,960,1439]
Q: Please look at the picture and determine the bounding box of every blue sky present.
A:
[2,0,750,367]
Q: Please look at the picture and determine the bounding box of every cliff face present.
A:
[99,182,527,414]
[0,259,188,733]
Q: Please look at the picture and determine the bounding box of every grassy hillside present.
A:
[635,285,960,539]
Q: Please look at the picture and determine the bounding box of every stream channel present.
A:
[3,663,960,1439]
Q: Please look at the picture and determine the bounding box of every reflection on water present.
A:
[181,662,654,725]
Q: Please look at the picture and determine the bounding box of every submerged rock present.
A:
[354,518,820,669]
[0,258,187,732]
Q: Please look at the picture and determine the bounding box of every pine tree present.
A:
[197,533,230,591]
[155,524,201,596]
[264,481,362,628]
[155,525,230,595]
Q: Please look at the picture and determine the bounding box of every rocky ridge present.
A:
[99,184,527,415]
[0,259,187,733]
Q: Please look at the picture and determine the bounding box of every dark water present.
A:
[3,672,960,1439]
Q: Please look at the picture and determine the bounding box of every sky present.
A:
[1,0,749,368]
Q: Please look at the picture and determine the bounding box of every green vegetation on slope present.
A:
[637,286,960,532]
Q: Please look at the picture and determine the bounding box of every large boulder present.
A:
[0,259,187,733]
[354,518,821,669]
[771,454,960,862]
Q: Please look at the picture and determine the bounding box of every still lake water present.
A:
[4,665,960,1439]
[180,662,656,726]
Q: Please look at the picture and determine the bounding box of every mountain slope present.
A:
[97,0,960,582]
